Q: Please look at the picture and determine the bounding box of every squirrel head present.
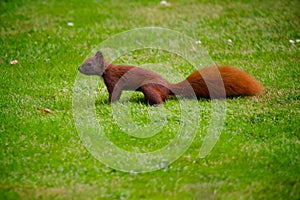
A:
[78,51,108,76]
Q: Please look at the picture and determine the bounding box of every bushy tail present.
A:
[169,66,264,99]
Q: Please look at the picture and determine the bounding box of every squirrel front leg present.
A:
[108,87,122,102]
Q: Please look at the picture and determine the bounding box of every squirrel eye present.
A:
[87,62,92,66]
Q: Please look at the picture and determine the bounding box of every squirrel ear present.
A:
[95,51,103,58]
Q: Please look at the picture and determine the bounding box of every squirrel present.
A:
[78,51,264,105]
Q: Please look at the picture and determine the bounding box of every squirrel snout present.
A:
[78,67,84,74]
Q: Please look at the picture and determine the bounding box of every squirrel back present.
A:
[79,51,264,104]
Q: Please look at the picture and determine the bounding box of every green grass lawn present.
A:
[1,0,299,199]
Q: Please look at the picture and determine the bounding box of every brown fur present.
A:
[78,51,264,104]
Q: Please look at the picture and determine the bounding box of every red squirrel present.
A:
[78,51,264,104]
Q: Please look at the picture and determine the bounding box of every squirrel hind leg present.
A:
[140,85,164,105]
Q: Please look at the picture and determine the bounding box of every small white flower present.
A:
[9,59,18,65]
[160,0,169,6]
[296,39,300,43]
[227,39,232,43]
[67,22,74,27]
[289,39,295,44]
[195,40,202,44]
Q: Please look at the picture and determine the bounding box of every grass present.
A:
[1,0,299,199]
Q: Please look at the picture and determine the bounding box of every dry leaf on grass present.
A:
[38,108,53,113]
